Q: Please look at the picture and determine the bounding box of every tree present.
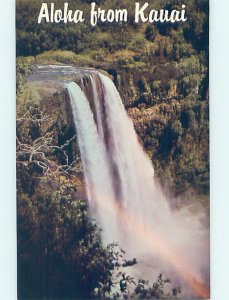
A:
[17,106,138,299]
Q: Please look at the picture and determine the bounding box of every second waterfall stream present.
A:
[66,73,209,298]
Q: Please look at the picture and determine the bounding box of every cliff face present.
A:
[102,58,208,106]
[26,80,74,150]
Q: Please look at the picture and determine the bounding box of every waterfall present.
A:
[66,73,209,298]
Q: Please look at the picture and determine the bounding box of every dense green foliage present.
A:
[16,0,208,58]
[16,57,34,95]
[130,97,209,195]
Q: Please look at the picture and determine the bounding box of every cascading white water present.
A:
[66,73,209,298]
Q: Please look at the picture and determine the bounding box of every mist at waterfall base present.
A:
[66,74,209,299]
